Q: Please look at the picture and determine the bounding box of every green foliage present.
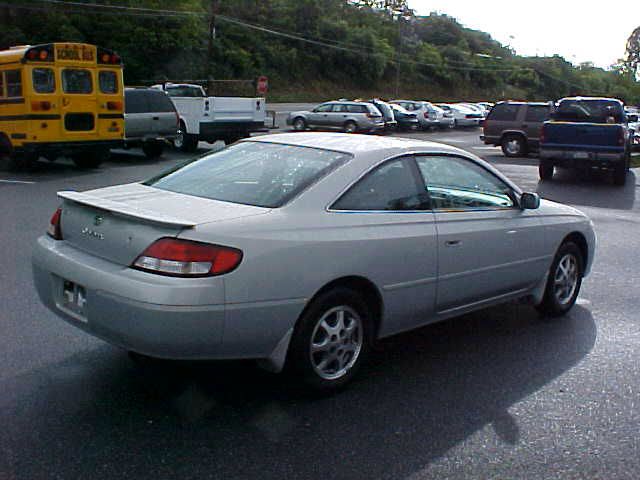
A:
[0,2,637,103]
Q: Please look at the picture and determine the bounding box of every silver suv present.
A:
[287,101,384,133]
[124,88,179,159]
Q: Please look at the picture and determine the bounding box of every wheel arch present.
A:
[500,130,527,143]
[561,232,589,277]
[302,275,384,340]
[0,132,12,155]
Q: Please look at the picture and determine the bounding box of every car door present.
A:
[330,103,349,128]
[124,89,149,139]
[523,104,550,148]
[330,156,438,337]
[147,90,177,136]
[308,103,333,127]
[414,155,547,314]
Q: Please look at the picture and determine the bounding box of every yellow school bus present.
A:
[0,43,124,170]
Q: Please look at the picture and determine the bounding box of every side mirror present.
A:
[629,114,638,123]
[520,192,540,210]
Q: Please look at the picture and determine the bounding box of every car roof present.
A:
[244,132,465,157]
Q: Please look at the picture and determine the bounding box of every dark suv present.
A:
[481,102,551,157]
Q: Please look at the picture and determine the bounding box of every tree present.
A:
[625,26,640,79]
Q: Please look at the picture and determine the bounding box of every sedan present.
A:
[437,104,483,127]
[33,133,595,391]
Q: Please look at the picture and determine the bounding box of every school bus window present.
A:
[6,70,22,97]
[33,68,55,94]
[0,72,4,98]
[62,69,92,94]
[99,71,118,94]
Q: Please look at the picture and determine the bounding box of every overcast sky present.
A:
[409,0,639,68]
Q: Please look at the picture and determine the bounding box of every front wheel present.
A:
[286,288,372,391]
[292,117,307,131]
[174,122,199,152]
[536,241,583,318]
[501,134,527,157]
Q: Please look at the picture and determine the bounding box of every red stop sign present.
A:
[256,76,268,95]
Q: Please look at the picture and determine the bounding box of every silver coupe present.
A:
[33,133,596,390]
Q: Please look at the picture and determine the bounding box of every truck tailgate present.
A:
[543,122,623,150]
[209,97,266,123]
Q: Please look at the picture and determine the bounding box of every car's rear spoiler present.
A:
[57,191,197,228]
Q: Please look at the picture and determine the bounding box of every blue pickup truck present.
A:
[538,97,635,186]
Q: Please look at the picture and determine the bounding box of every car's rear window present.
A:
[145,142,351,208]
[147,91,176,112]
[553,99,624,123]
[487,103,519,121]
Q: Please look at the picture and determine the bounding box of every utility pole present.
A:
[206,0,220,95]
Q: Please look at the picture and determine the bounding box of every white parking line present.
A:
[436,138,467,143]
[0,179,36,184]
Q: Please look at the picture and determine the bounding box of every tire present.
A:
[536,241,584,318]
[173,121,199,152]
[292,117,307,132]
[501,134,527,157]
[286,287,373,391]
[142,141,164,159]
[0,153,21,172]
[613,152,629,186]
[73,148,108,169]
[343,121,358,134]
[539,160,554,181]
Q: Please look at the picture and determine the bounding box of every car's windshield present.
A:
[145,142,351,208]
[553,99,624,123]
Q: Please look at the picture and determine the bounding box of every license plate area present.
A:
[59,279,88,322]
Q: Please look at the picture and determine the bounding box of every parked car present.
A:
[367,99,397,131]
[287,101,385,133]
[539,97,633,185]
[388,103,419,130]
[625,108,640,152]
[481,101,552,157]
[458,103,488,118]
[123,88,179,159]
[436,104,483,127]
[33,132,595,391]
[152,83,267,152]
[390,100,451,130]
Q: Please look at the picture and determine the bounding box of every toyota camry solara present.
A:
[33,132,595,390]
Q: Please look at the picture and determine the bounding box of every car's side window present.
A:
[314,104,333,113]
[332,104,348,113]
[415,156,515,210]
[525,105,550,122]
[332,157,429,211]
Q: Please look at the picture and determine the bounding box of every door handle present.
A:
[152,116,159,120]
[445,240,461,247]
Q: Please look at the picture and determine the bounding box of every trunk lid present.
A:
[59,183,270,266]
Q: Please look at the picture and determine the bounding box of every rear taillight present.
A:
[465,114,474,119]
[618,128,625,146]
[47,207,63,240]
[132,238,242,277]
[106,101,122,111]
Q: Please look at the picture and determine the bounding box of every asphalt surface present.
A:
[1,116,640,480]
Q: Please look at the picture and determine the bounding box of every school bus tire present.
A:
[72,148,109,169]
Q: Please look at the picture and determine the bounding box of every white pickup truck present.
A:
[152,83,267,152]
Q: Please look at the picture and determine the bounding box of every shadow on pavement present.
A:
[1,304,596,479]
[536,169,637,210]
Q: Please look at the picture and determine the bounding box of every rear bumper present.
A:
[16,140,123,156]
[32,236,304,361]
[199,121,266,140]
[539,148,626,165]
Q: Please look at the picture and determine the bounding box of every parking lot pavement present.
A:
[1,126,640,479]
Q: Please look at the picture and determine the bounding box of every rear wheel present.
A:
[286,287,372,391]
[539,160,554,180]
[174,121,199,152]
[292,117,307,131]
[142,141,164,159]
[501,134,527,157]
[613,153,629,186]
[0,153,21,171]
[343,121,358,134]
[73,148,108,169]
[536,241,583,318]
